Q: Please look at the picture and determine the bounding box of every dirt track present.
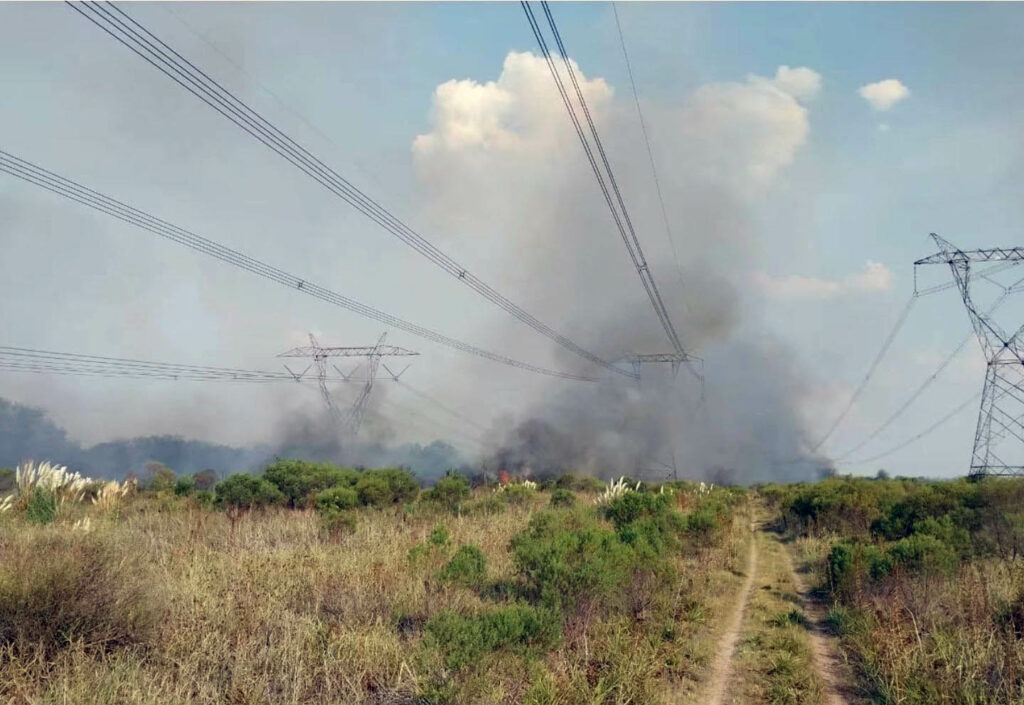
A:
[703,526,758,705]
[698,521,855,705]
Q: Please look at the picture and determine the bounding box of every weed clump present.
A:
[0,529,161,657]
[439,544,487,587]
[421,472,470,511]
[549,488,576,508]
[423,605,561,670]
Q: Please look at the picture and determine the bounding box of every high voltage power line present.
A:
[826,271,1022,462]
[0,345,490,450]
[611,2,688,307]
[811,294,917,453]
[0,346,345,384]
[521,1,692,366]
[845,391,982,466]
[66,0,631,381]
[0,150,596,383]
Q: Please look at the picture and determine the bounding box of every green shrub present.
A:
[549,488,576,508]
[882,533,958,577]
[215,473,285,510]
[602,490,671,529]
[511,510,639,611]
[262,460,358,508]
[315,486,359,513]
[193,489,215,508]
[439,545,487,587]
[498,484,534,506]
[143,462,176,493]
[684,508,720,547]
[0,530,161,656]
[319,509,358,540]
[423,605,561,670]
[173,476,194,497]
[428,525,450,547]
[356,468,419,508]
[422,473,471,511]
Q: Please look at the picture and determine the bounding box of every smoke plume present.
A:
[412,53,832,483]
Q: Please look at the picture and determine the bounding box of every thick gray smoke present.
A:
[412,54,832,483]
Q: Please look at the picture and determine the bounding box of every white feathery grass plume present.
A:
[71,517,93,533]
[93,480,131,513]
[595,476,630,505]
[495,479,538,493]
[15,461,93,506]
[0,494,13,514]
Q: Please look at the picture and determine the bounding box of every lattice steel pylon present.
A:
[278,333,418,433]
[915,234,1024,476]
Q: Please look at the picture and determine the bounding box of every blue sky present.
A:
[1,2,1022,478]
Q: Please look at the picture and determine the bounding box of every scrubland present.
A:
[4,462,1023,704]
[0,462,749,705]
[765,476,1024,704]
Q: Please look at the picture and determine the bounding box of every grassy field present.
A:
[3,463,1023,704]
[0,463,750,705]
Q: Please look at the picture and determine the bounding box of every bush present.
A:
[511,510,639,611]
[193,489,215,508]
[319,509,358,540]
[422,473,471,511]
[683,508,721,547]
[428,525,450,547]
[215,473,285,510]
[0,530,161,656]
[262,460,358,508]
[549,489,576,508]
[424,605,561,670]
[315,486,359,513]
[143,462,176,493]
[602,491,672,530]
[439,545,487,587]
[881,533,958,577]
[497,484,535,506]
[173,476,195,497]
[356,468,419,508]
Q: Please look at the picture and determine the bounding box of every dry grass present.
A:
[0,488,751,705]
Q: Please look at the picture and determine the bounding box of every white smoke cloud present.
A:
[858,79,910,111]
[411,53,832,481]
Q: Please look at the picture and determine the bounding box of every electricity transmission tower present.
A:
[616,352,701,381]
[278,333,418,433]
[915,234,1024,476]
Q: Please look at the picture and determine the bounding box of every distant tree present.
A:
[144,461,176,493]
[215,473,284,530]
[173,476,195,497]
[876,469,890,481]
[193,469,218,491]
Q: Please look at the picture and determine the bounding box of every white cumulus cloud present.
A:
[754,261,894,300]
[769,65,823,101]
[858,79,910,111]
[680,65,822,189]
